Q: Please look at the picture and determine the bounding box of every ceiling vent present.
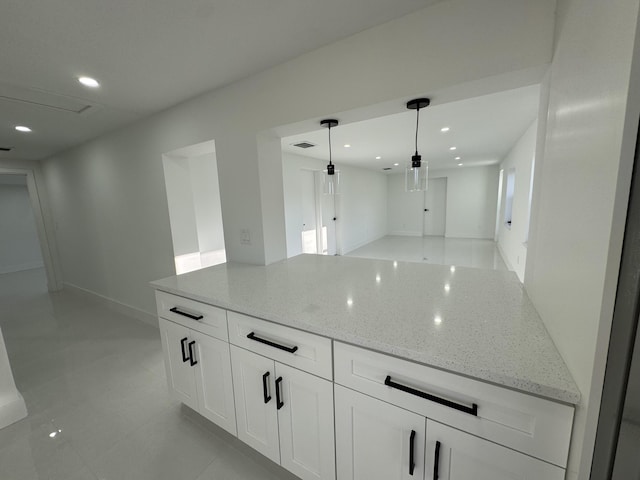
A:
[0,147,12,152]
[0,82,97,115]
[291,141,316,149]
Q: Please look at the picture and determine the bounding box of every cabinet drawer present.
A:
[228,311,332,380]
[156,290,228,341]
[334,342,573,468]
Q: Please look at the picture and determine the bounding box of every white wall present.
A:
[524,0,640,478]
[41,0,556,316]
[387,173,423,236]
[433,166,499,239]
[0,184,44,274]
[190,153,225,254]
[387,166,499,239]
[282,153,387,256]
[497,121,537,281]
[163,156,200,256]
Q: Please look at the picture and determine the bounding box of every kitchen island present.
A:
[152,254,579,480]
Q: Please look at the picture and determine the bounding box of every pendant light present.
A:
[321,119,340,195]
[405,98,430,192]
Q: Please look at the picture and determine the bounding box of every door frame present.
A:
[0,166,62,291]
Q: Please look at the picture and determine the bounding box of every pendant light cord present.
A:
[328,125,333,166]
[415,106,420,155]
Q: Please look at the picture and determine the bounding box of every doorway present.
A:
[0,168,60,292]
[298,169,339,256]
[423,177,447,236]
[162,140,227,275]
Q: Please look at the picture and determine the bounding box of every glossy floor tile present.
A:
[346,235,509,271]
[0,268,297,480]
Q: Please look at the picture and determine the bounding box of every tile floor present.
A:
[0,268,297,480]
[346,235,509,271]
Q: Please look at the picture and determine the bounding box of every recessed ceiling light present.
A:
[78,76,100,88]
[458,163,463,166]
[375,156,381,160]
[440,127,450,132]
[449,146,457,151]
[394,163,399,166]
[344,144,351,148]
[455,156,461,160]
[15,125,32,132]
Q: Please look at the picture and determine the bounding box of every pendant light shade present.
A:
[321,119,340,195]
[405,98,430,192]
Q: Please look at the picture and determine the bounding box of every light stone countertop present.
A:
[151,254,580,405]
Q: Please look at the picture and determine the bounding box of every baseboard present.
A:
[496,243,515,271]
[0,261,45,275]
[0,392,27,430]
[63,282,158,328]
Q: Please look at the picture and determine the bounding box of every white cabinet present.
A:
[231,345,336,480]
[191,330,237,435]
[277,363,335,480]
[159,318,198,410]
[231,344,280,463]
[424,421,565,480]
[334,341,573,469]
[159,317,237,435]
[335,385,425,480]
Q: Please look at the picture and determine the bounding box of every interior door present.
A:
[335,385,426,480]
[423,177,447,236]
[300,169,318,254]
[425,420,565,480]
[230,345,280,464]
[158,318,197,410]
[277,363,336,480]
[192,331,237,435]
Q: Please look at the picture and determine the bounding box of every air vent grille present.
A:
[292,141,316,149]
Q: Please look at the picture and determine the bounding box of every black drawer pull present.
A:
[384,375,478,416]
[170,307,204,321]
[180,337,189,363]
[433,441,441,479]
[275,376,284,410]
[247,332,298,354]
[188,341,197,366]
[262,371,272,404]
[409,430,416,475]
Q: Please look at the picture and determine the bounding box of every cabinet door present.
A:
[230,345,280,463]
[425,420,565,480]
[192,331,237,436]
[159,318,197,409]
[335,385,425,480]
[276,363,336,480]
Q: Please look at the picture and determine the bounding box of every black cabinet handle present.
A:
[275,376,284,410]
[384,376,478,416]
[170,307,204,321]
[247,332,298,354]
[188,341,197,366]
[180,337,189,363]
[433,441,441,480]
[409,430,416,475]
[262,372,271,404]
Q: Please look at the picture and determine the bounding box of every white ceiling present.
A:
[0,0,438,161]
[282,85,540,172]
